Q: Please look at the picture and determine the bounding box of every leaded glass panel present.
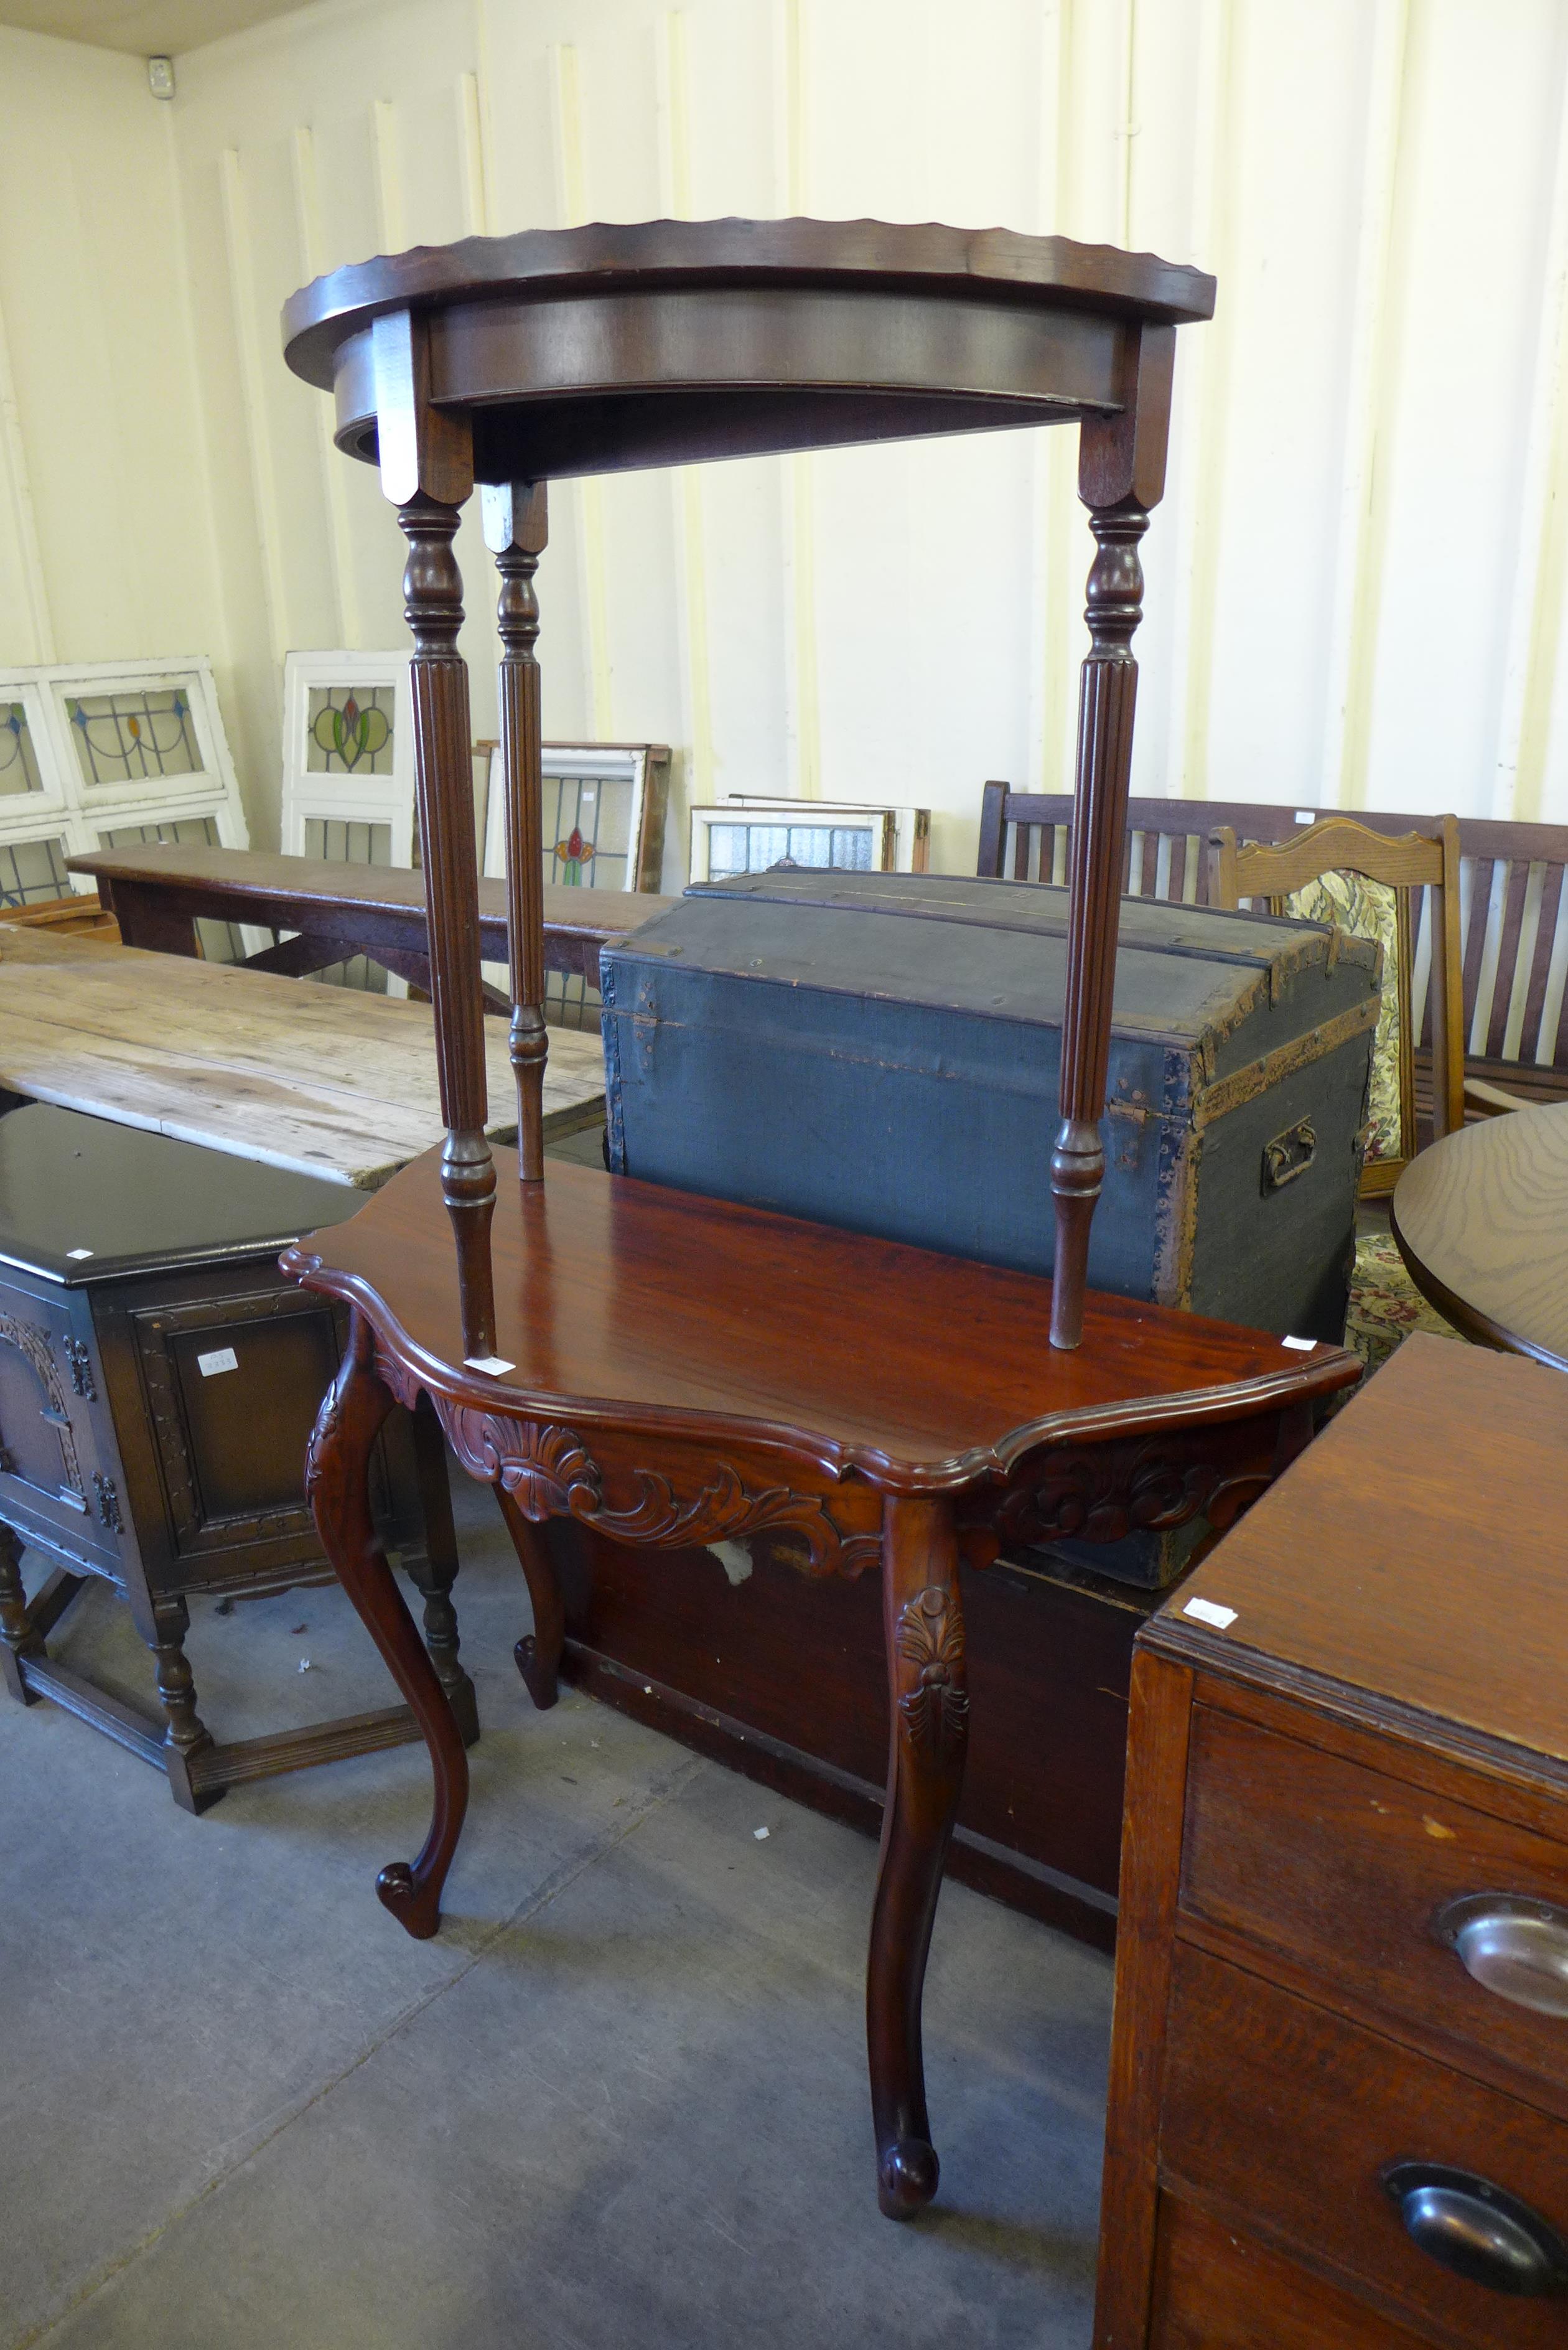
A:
[706,820,877,879]
[0,836,70,905]
[98,815,222,850]
[67,688,200,787]
[301,817,393,990]
[302,818,393,865]
[0,703,44,797]
[543,769,633,891]
[306,686,396,775]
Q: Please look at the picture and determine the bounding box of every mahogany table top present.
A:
[281,217,1216,483]
[1391,1100,1568,1371]
[288,1146,1358,1488]
[1155,1333,1568,1772]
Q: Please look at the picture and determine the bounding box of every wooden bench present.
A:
[67,843,676,995]
[979,784,1568,1115]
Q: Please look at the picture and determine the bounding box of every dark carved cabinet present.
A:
[0,1104,473,1810]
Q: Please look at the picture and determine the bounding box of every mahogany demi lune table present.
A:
[278,215,1358,2217]
[1392,1100,1568,1370]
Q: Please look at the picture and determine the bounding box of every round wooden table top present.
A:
[1391,1101,1568,1371]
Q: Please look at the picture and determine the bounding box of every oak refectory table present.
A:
[278,216,1360,2217]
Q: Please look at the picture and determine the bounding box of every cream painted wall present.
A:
[6,0,1568,883]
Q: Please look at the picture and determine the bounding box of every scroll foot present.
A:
[307,1312,469,1939]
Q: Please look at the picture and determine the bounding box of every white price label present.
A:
[197,1346,239,1378]
[1183,1597,1238,1631]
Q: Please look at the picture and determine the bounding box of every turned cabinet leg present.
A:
[0,1522,42,1705]
[307,1311,470,1939]
[868,1493,969,2220]
[148,1592,223,1815]
[494,1484,564,1710]
[403,1395,480,1748]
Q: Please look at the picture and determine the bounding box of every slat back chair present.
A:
[979,784,1568,1115]
[1208,815,1465,1197]
[976,782,1307,904]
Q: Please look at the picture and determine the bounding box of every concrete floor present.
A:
[1,1476,1114,2350]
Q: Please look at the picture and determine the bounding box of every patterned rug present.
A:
[1345,1229,1465,1380]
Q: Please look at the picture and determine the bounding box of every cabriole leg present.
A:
[307,1311,469,1939]
[494,1484,564,1709]
[868,1493,969,2219]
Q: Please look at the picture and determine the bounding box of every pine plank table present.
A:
[68,840,676,989]
[0,922,607,1187]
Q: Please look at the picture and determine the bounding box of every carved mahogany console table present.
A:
[279,217,1358,2217]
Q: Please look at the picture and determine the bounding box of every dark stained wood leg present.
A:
[398,491,497,1362]
[493,1483,564,1710]
[306,1311,469,1938]
[148,1592,224,1814]
[486,481,550,1184]
[1052,499,1149,1352]
[867,1493,969,2219]
[0,1522,43,1704]
[401,1395,479,1748]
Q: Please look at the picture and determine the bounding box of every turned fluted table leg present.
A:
[1051,322,1175,1351]
[485,480,550,1184]
[306,1311,470,1939]
[494,1484,565,1710]
[867,1492,969,2219]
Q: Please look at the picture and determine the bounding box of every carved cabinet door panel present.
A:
[0,1274,119,1571]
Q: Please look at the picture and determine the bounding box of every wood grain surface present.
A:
[1154,1332,1568,1767]
[0,922,604,1187]
[289,1146,1356,1479]
[1392,1098,1568,1366]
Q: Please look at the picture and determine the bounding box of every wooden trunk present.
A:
[604,870,1379,1341]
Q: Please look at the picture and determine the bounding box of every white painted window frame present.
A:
[280,650,416,866]
[0,656,248,893]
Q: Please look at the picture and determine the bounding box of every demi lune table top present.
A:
[290,1147,1355,1486]
[1392,1100,1568,1371]
[281,217,1217,483]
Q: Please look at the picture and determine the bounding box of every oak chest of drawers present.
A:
[1095,1332,1568,2347]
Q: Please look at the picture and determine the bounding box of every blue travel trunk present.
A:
[600,871,1378,1584]
[603,868,1377,1337]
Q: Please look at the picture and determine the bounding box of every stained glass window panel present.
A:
[706,820,877,879]
[306,686,396,775]
[67,688,200,787]
[0,703,44,797]
[542,769,633,891]
[0,836,70,905]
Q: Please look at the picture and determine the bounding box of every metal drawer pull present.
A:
[1383,2164,1567,2297]
[1434,1893,1568,2018]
